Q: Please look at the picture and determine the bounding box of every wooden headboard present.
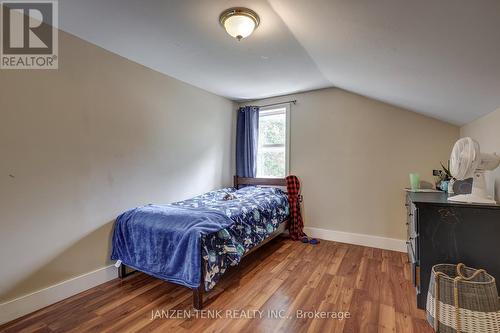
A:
[234,176,287,189]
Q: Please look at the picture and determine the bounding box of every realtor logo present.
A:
[1,0,58,69]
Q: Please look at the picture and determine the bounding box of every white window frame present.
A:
[257,103,291,178]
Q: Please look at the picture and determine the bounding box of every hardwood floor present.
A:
[0,238,433,333]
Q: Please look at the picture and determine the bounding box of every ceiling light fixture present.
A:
[219,7,260,41]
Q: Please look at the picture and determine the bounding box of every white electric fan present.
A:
[448,137,500,204]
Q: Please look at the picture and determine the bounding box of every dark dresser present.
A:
[405,191,500,309]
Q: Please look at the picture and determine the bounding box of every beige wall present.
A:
[0,31,235,302]
[245,88,459,240]
[460,108,500,202]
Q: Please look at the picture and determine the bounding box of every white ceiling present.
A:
[58,0,500,125]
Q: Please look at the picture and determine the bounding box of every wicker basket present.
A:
[426,263,500,333]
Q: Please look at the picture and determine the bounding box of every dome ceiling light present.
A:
[219,7,260,41]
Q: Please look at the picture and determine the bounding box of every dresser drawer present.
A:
[405,200,418,263]
[407,242,420,292]
[406,203,418,237]
[408,234,418,261]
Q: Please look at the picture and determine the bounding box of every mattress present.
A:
[111,186,289,291]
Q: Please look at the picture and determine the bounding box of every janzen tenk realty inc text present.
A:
[151,309,352,320]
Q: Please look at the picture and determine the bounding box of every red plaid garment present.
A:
[286,175,306,240]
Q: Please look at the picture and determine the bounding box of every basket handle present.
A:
[456,263,485,281]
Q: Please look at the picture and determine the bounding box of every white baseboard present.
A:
[304,227,406,252]
[0,265,117,325]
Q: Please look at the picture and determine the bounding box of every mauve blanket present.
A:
[111,204,234,289]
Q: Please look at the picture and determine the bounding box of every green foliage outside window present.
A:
[260,118,285,145]
[257,113,286,178]
[260,151,285,177]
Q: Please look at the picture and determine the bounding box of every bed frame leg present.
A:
[118,264,127,279]
[193,287,203,310]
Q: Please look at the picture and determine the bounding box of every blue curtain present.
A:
[236,106,260,177]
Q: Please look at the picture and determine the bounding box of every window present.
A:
[256,105,290,178]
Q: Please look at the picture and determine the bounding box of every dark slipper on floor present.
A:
[301,236,309,243]
[309,238,320,245]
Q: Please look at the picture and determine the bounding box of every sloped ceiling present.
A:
[58,0,500,125]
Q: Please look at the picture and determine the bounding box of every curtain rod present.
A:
[250,100,297,108]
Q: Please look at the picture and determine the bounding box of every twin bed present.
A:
[111,176,290,309]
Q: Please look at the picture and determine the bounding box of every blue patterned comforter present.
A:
[172,186,289,290]
[112,186,289,291]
